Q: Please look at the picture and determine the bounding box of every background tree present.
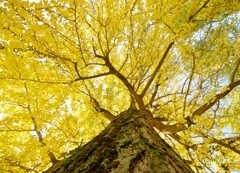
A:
[0,0,240,172]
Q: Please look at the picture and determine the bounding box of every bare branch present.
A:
[135,66,153,92]
[0,129,35,132]
[140,41,175,98]
[153,92,186,103]
[148,84,160,106]
[140,0,211,98]
[118,53,129,73]
[1,70,111,85]
[170,133,196,150]
[83,82,117,121]
[193,80,240,117]
[141,110,190,133]
[94,50,145,109]
[187,0,210,23]
[111,64,145,109]
[73,72,111,82]
[23,82,58,165]
[151,118,189,133]
[212,138,240,155]
[100,109,116,121]
[22,7,77,48]
[230,57,240,83]
[73,0,87,66]
[218,136,240,142]
[164,23,176,34]
[183,53,196,117]
[4,158,38,173]
[0,76,68,84]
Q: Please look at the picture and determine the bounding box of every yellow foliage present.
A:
[0,0,240,172]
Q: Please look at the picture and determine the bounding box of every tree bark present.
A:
[45,109,193,173]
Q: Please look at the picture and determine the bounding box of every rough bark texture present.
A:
[46,109,193,173]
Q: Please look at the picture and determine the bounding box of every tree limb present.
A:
[140,0,210,99]
[0,129,35,132]
[94,51,145,109]
[187,0,210,23]
[73,72,111,81]
[24,82,58,165]
[140,110,189,133]
[230,57,240,83]
[182,53,196,117]
[212,138,240,155]
[148,84,160,106]
[100,109,116,121]
[192,80,240,117]
[140,42,174,98]
[88,90,117,121]
[150,118,189,133]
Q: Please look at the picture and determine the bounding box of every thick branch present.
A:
[212,138,240,155]
[140,0,210,99]
[150,118,188,133]
[140,42,174,98]
[193,80,240,116]
[95,53,145,109]
[111,66,145,109]
[89,94,116,121]
[230,57,240,83]
[140,110,189,133]
[100,109,116,121]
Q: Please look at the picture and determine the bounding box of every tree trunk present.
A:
[46,109,193,173]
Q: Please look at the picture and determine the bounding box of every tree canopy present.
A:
[0,0,240,172]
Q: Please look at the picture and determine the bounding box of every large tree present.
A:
[0,0,240,172]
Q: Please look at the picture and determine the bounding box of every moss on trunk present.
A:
[45,109,193,173]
